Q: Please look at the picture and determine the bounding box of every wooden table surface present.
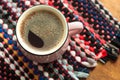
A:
[86,0,120,80]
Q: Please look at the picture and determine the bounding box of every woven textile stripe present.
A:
[91,0,120,29]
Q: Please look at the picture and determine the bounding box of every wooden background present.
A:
[86,0,120,80]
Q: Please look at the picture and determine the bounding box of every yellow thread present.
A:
[0,34,3,38]
[9,45,13,50]
[4,39,8,43]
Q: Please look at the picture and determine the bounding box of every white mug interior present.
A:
[16,5,68,56]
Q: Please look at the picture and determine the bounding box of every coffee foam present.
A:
[20,10,65,52]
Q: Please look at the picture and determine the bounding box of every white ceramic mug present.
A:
[16,5,83,63]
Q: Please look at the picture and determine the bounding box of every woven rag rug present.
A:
[0,0,120,80]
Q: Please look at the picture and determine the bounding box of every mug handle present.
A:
[68,21,83,36]
[60,21,83,52]
[56,21,84,60]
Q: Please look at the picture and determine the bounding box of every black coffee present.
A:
[20,10,64,51]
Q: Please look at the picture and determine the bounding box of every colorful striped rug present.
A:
[0,0,119,80]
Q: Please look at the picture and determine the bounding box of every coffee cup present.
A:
[16,5,83,63]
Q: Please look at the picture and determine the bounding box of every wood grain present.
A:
[87,56,120,80]
[86,0,120,80]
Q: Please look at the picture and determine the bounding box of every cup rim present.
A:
[16,5,68,56]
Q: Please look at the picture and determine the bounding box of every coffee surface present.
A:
[20,10,64,51]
